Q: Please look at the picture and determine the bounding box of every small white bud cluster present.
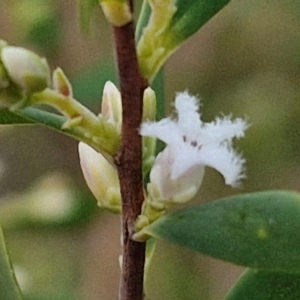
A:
[78,82,157,213]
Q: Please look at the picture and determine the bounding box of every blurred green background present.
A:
[1,0,300,299]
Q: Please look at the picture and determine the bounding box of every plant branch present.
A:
[112,5,148,300]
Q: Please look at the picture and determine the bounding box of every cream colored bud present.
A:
[100,0,132,26]
[1,46,50,94]
[101,81,122,133]
[143,87,156,121]
[78,142,121,213]
[142,87,157,177]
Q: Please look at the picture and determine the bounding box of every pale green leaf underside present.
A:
[145,191,300,273]
[225,268,300,300]
[0,228,23,300]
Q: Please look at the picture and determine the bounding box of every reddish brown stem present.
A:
[112,15,148,300]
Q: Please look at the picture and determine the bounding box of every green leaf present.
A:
[225,268,300,300]
[78,0,99,34]
[137,0,231,81]
[0,228,23,300]
[144,190,300,272]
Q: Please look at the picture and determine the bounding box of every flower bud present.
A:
[100,0,132,27]
[143,87,156,121]
[52,68,73,97]
[142,87,157,177]
[78,142,121,213]
[101,81,122,133]
[1,46,51,94]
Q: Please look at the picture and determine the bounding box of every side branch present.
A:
[113,19,148,300]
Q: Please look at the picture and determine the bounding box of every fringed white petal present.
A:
[140,119,181,145]
[200,117,248,145]
[175,92,202,136]
[194,145,246,187]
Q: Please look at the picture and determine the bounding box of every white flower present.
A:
[140,91,248,203]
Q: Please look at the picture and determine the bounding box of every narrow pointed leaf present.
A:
[15,107,103,148]
[0,107,89,146]
[0,107,65,127]
[145,191,300,272]
[16,107,67,130]
[168,0,231,45]
[225,268,300,300]
[0,106,118,154]
[0,228,23,300]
